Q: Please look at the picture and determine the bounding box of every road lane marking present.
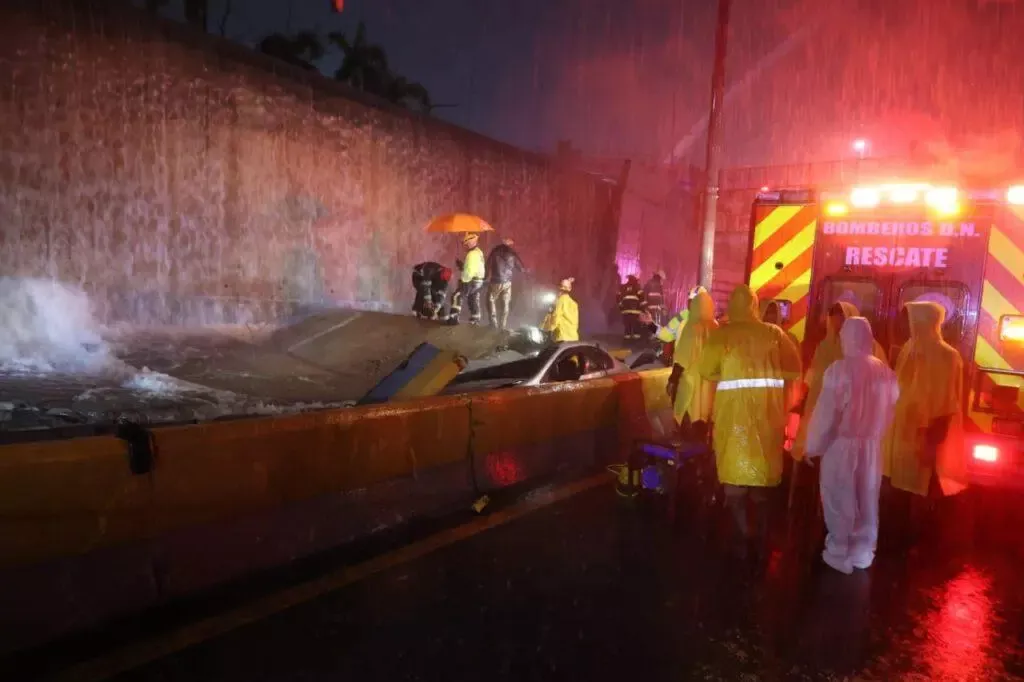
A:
[286,313,362,353]
[44,473,610,682]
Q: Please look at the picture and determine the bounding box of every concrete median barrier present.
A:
[467,379,621,491]
[0,369,671,655]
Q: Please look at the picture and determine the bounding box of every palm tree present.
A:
[328,23,392,95]
[258,31,325,71]
[328,23,444,114]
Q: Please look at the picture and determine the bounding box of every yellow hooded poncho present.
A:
[699,286,802,487]
[882,301,967,496]
[792,301,887,460]
[541,291,580,342]
[671,288,719,424]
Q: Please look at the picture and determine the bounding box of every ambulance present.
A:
[746,182,1024,488]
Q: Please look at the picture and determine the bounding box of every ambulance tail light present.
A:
[1007,185,1024,206]
[850,187,881,208]
[973,444,999,463]
[999,315,1024,343]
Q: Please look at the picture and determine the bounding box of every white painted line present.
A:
[286,313,363,353]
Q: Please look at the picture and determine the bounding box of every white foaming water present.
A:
[0,279,355,426]
[0,277,113,374]
[120,367,226,396]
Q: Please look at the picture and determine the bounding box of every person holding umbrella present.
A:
[447,233,487,325]
[423,213,493,326]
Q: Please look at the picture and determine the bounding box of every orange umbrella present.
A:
[424,213,494,234]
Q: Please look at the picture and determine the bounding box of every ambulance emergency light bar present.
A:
[814,183,1024,218]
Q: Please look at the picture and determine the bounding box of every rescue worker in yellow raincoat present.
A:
[447,233,486,325]
[541,277,580,342]
[793,301,887,461]
[656,285,711,366]
[699,285,802,558]
[666,287,718,433]
[882,301,967,500]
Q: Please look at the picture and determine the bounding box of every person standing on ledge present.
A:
[486,237,526,331]
[447,233,486,325]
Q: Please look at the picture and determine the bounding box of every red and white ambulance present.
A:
[747,182,1024,488]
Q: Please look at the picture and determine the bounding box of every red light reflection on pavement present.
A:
[922,568,995,681]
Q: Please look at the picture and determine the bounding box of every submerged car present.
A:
[442,342,631,394]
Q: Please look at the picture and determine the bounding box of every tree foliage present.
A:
[328,23,435,114]
[258,32,326,71]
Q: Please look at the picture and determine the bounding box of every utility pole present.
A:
[697,0,732,291]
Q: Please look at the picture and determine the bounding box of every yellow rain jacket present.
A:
[699,286,802,487]
[792,302,887,460]
[672,289,718,424]
[461,247,486,282]
[882,301,967,496]
[541,292,580,342]
[656,309,688,344]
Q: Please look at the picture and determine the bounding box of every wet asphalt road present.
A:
[103,478,1024,682]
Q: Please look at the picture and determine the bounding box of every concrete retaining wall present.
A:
[0,369,672,655]
[0,0,620,327]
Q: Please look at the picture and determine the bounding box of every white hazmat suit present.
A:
[805,317,899,574]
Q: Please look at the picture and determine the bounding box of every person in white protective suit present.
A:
[804,317,899,574]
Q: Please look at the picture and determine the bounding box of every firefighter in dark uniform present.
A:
[643,270,666,328]
[411,261,452,320]
[618,274,645,340]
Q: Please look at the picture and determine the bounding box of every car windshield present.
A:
[449,346,559,385]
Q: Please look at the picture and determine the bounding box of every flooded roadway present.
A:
[83,479,1024,682]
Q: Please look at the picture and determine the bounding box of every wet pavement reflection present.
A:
[113,483,1023,681]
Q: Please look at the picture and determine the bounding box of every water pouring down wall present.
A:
[0,1,620,328]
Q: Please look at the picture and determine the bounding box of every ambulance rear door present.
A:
[884,205,990,365]
[806,198,991,364]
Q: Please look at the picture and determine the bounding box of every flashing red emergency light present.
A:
[973,444,999,463]
[333,0,344,11]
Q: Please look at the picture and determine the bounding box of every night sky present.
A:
[153,0,1024,173]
